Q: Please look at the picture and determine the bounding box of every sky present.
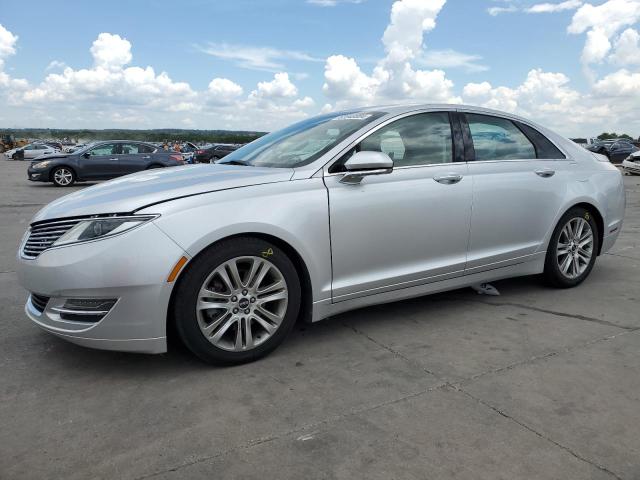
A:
[0,0,639,137]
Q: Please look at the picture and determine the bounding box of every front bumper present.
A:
[16,221,188,353]
[622,159,640,175]
[27,166,50,182]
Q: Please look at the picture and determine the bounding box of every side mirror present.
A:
[83,152,90,158]
[340,151,393,184]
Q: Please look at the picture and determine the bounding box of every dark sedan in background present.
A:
[586,139,639,163]
[27,141,185,186]
[193,144,240,163]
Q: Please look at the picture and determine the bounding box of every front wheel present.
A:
[52,167,75,187]
[173,237,301,364]
[544,207,599,288]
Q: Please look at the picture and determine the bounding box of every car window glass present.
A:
[138,144,154,153]
[358,112,452,167]
[515,122,566,159]
[120,144,140,154]
[88,144,117,156]
[467,114,536,161]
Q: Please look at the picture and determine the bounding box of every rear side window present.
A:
[467,113,535,161]
[515,122,566,159]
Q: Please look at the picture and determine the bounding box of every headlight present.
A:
[52,215,158,247]
[33,161,51,169]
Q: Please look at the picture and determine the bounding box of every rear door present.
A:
[117,143,156,174]
[463,112,570,274]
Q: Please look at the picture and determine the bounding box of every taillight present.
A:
[196,149,205,154]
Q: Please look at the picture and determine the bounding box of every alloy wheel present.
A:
[556,217,593,279]
[196,256,288,351]
[54,168,73,186]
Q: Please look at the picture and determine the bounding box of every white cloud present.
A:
[419,49,489,72]
[45,60,67,71]
[90,33,132,70]
[568,0,640,66]
[322,0,459,107]
[206,78,243,105]
[610,28,640,65]
[526,0,582,14]
[593,69,640,96]
[196,43,322,71]
[488,5,518,16]
[252,72,298,99]
[0,23,18,70]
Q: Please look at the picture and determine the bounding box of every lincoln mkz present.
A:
[16,105,626,363]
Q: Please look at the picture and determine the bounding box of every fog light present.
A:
[52,298,117,322]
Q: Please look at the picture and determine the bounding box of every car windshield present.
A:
[219,110,386,168]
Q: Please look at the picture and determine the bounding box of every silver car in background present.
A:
[16,104,625,364]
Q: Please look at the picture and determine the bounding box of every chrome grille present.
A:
[30,294,50,313]
[22,218,82,258]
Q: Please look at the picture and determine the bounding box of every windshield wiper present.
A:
[219,159,251,166]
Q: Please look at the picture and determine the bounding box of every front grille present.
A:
[30,294,50,313]
[22,218,82,258]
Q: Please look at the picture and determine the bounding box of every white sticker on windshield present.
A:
[332,113,373,121]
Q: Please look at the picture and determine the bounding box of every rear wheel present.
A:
[544,207,599,288]
[173,237,301,364]
[52,167,75,187]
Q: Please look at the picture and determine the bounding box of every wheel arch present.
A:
[166,232,314,345]
[557,202,605,256]
[48,164,77,182]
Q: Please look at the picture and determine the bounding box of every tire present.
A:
[544,207,599,288]
[173,237,301,364]
[209,156,220,164]
[51,166,75,187]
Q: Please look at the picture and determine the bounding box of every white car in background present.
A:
[622,151,640,175]
[11,143,60,160]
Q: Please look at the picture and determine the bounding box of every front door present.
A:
[325,111,472,302]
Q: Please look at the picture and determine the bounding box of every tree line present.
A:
[2,128,267,144]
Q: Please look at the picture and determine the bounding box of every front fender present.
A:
[143,179,332,303]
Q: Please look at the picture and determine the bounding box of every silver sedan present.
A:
[16,104,626,364]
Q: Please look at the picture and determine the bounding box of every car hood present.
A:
[31,153,71,163]
[31,164,295,222]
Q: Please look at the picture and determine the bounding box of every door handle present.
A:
[434,174,463,185]
[535,169,555,178]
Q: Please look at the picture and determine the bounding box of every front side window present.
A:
[89,144,117,156]
[359,112,453,167]
[467,114,536,161]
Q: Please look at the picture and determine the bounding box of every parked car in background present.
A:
[608,140,639,164]
[43,141,64,151]
[15,104,625,364]
[622,151,640,175]
[586,139,638,163]
[193,144,240,163]
[11,143,60,161]
[27,140,185,186]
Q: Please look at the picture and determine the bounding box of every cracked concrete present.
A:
[1,157,639,479]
